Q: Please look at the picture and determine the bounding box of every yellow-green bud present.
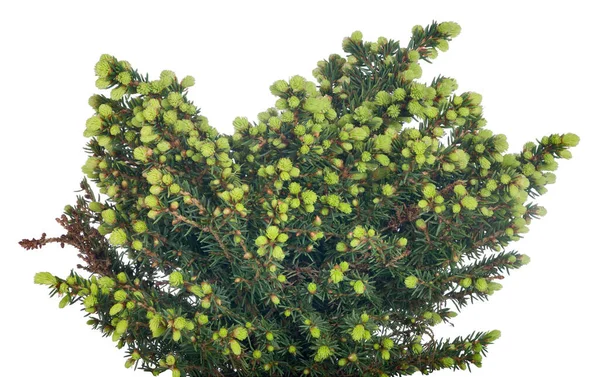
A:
[232,326,248,341]
[166,354,176,366]
[289,182,301,195]
[270,294,280,305]
[110,86,127,101]
[132,220,147,233]
[437,21,461,38]
[460,196,478,210]
[149,185,163,196]
[286,95,301,109]
[114,290,127,302]
[146,168,163,185]
[197,314,209,325]
[353,280,366,294]
[315,345,333,362]
[301,190,318,205]
[115,319,128,334]
[474,278,488,292]
[436,39,449,52]
[381,349,390,360]
[349,127,369,141]
[310,326,321,338]
[109,228,128,246]
[289,75,306,92]
[94,58,112,78]
[459,277,472,288]
[116,71,132,86]
[58,294,70,308]
[441,357,454,367]
[412,343,423,354]
[34,272,57,286]
[169,271,184,287]
[144,195,160,208]
[109,303,124,316]
[422,183,436,199]
[270,80,289,96]
[101,209,117,225]
[484,329,502,342]
[255,236,269,246]
[168,184,181,195]
[351,324,366,341]
[404,275,418,289]
[382,338,394,349]
[266,226,279,240]
[88,201,104,213]
[180,75,195,88]
[217,327,228,338]
[324,171,339,185]
[272,245,285,261]
[276,232,289,242]
[561,133,580,147]
[131,240,143,250]
[200,282,212,295]
[350,30,363,42]
[330,268,344,283]
[488,282,503,293]
[188,285,203,297]
[559,150,572,159]
[230,340,242,355]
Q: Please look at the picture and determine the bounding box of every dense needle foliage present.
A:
[22,21,579,376]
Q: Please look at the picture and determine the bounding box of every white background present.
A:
[1,1,597,376]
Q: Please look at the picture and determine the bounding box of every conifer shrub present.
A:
[22,21,579,376]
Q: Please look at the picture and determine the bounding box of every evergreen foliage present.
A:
[21,21,579,376]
